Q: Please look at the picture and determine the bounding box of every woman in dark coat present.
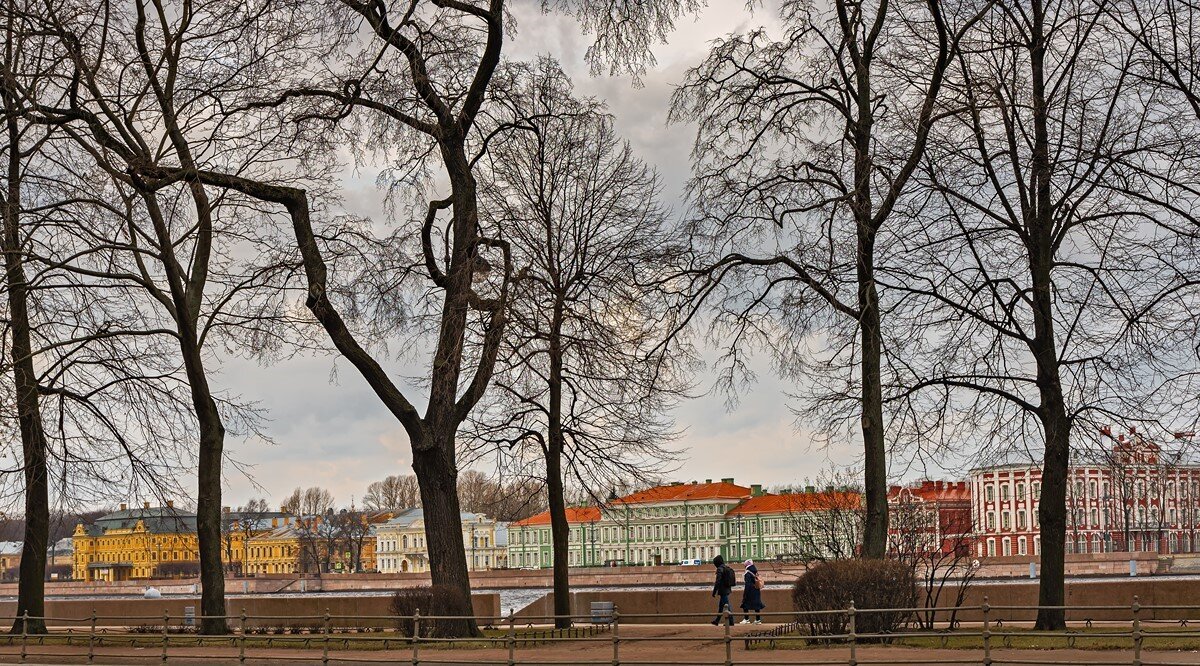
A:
[739,559,765,624]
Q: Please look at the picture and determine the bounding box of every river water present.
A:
[14,584,711,617]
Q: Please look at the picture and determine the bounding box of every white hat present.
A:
[743,559,753,567]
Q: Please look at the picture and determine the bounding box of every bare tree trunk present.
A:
[1031,247,1070,630]
[1028,0,1068,630]
[858,231,887,559]
[412,433,478,637]
[180,341,228,634]
[547,298,572,628]
[3,76,49,636]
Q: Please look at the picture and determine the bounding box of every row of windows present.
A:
[983,477,1200,504]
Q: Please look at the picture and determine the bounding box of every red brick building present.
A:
[970,428,1200,558]
[888,480,972,555]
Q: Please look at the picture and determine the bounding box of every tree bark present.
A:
[3,78,50,636]
[1028,0,1068,629]
[411,433,479,637]
[181,341,228,634]
[851,46,888,559]
[547,297,572,628]
[858,232,888,559]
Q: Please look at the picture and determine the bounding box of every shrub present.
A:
[791,559,916,640]
[389,585,472,638]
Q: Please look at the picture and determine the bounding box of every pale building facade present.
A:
[374,509,504,573]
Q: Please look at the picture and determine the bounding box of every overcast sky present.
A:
[214,1,881,509]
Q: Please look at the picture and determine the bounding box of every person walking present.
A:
[709,555,736,625]
[739,559,765,624]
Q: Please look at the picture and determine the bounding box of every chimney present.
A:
[143,501,151,509]
[119,503,127,511]
[272,518,278,528]
[223,506,231,514]
[751,484,763,497]
[705,479,712,484]
[166,500,174,509]
[825,485,835,493]
[804,485,815,494]
[720,477,734,484]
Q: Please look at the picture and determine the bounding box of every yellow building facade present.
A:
[72,503,291,581]
[243,511,389,575]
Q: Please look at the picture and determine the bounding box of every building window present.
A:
[1018,511,1026,529]
[1018,537,1027,555]
[1001,485,1010,501]
[1017,483,1026,500]
[985,485,995,502]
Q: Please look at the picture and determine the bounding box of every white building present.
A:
[375,509,504,573]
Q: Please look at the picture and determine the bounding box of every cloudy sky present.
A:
[215,1,876,509]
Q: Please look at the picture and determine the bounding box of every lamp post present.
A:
[737,515,744,560]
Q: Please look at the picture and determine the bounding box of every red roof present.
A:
[613,481,751,505]
[728,491,861,515]
[511,506,601,527]
[889,480,970,503]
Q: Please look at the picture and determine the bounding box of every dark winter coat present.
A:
[712,556,734,596]
[740,564,765,612]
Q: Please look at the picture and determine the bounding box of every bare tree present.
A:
[888,490,976,630]
[363,475,421,512]
[782,472,864,562]
[889,0,1200,629]
[465,59,686,627]
[221,499,273,574]
[334,508,375,572]
[281,487,335,517]
[1,4,52,632]
[670,0,992,559]
[13,0,321,633]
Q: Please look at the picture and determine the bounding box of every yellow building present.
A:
[72,503,291,581]
[244,511,390,575]
[72,502,198,581]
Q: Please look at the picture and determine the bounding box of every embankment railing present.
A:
[0,597,1196,665]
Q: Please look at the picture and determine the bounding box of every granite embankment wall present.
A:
[513,577,1200,625]
[0,594,500,629]
[13,551,1191,598]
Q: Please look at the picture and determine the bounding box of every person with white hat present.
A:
[739,559,765,624]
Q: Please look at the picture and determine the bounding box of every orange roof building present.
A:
[507,478,876,568]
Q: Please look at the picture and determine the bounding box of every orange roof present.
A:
[511,506,601,527]
[613,481,751,505]
[728,491,861,515]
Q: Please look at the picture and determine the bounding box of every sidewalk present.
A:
[0,624,1197,665]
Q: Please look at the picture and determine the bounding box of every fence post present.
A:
[848,600,857,666]
[239,608,248,664]
[411,608,421,666]
[162,612,170,664]
[507,609,516,666]
[88,608,96,665]
[981,596,991,666]
[723,604,733,666]
[611,608,620,666]
[1132,596,1142,666]
[20,610,28,664]
[322,609,331,666]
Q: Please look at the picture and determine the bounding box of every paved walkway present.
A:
[0,625,1197,665]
